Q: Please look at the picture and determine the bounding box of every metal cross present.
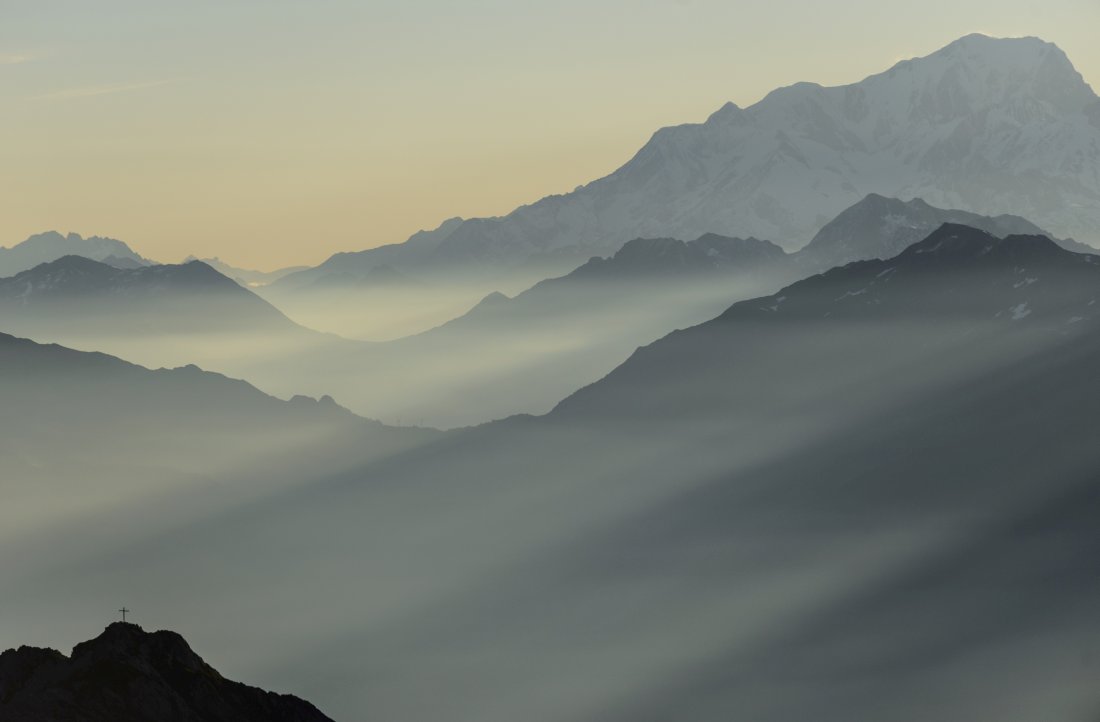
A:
[119,607,130,623]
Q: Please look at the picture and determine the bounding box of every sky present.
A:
[1,0,1097,269]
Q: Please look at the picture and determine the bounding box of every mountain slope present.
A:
[278,33,1100,288]
[555,223,1100,420]
[795,192,1094,270]
[0,623,333,722]
[444,233,790,328]
[0,330,425,462]
[0,231,151,277]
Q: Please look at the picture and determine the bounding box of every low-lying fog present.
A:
[3,271,794,428]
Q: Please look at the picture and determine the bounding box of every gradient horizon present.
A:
[2,0,1097,269]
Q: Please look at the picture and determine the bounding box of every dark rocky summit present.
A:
[0,623,334,721]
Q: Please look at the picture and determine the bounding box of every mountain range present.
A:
[9,222,1098,720]
[319,232,792,425]
[4,195,1088,428]
[274,33,1100,288]
[255,198,1089,426]
[556,223,1100,421]
[0,623,334,721]
[0,231,152,277]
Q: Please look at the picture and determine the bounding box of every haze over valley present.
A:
[4,18,1100,722]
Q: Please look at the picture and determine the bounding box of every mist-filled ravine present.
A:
[4,23,1100,722]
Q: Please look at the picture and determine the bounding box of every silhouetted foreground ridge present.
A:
[0,622,334,721]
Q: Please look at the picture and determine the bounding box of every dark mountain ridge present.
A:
[553,222,1100,421]
[0,622,333,722]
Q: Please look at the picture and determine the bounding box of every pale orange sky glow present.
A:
[1,0,1097,269]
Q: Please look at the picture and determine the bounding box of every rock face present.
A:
[0,623,334,722]
[278,33,1100,287]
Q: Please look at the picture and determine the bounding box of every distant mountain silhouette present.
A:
[184,256,309,288]
[0,256,309,336]
[796,193,1094,270]
[0,330,361,431]
[0,231,151,277]
[276,34,1100,287]
[0,622,333,721]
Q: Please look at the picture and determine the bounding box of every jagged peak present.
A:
[0,623,334,721]
[71,622,208,671]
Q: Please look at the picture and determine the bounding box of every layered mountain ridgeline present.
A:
[0,231,153,277]
[0,623,333,721]
[276,204,1084,427]
[555,223,1100,421]
[0,255,315,338]
[794,193,1095,271]
[276,33,1100,289]
[3,198,1086,429]
[310,234,794,426]
[20,224,1100,720]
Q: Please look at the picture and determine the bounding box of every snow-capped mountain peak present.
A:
[277,34,1100,288]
